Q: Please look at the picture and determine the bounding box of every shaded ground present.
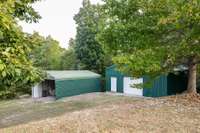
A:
[0,93,200,133]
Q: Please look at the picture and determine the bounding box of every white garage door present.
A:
[111,77,117,92]
[123,77,143,96]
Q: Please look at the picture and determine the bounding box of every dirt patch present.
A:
[162,93,200,106]
[1,93,200,133]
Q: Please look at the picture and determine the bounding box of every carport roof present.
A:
[46,70,101,80]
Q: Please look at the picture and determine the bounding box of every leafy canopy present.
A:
[74,0,105,74]
[32,37,78,71]
[98,0,200,78]
[32,36,65,70]
[0,0,43,95]
[60,38,78,70]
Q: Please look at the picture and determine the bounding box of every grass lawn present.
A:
[0,93,200,133]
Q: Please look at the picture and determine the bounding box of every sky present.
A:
[19,0,101,48]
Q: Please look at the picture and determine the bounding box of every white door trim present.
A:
[111,77,117,92]
[123,77,143,96]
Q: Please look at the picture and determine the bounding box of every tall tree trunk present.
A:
[187,58,197,93]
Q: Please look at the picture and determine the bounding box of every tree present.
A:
[0,0,43,98]
[13,0,41,23]
[98,0,200,93]
[32,37,78,71]
[60,38,78,70]
[68,38,76,50]
[74,0,105,74]
[32,36,65,70]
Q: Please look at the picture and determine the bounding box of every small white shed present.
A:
[32,84,42,98]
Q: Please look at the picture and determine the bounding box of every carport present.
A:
[32,70,101,99]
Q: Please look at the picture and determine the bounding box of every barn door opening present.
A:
[42,80,55,97]
[111,77,117,92]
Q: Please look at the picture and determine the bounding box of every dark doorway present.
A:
[167,71,188,95]
[42,80,55,97]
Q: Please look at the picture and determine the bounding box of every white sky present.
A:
[19,0,101,48]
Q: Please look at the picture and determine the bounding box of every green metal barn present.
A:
[106,65,188,97]
[32,71,101,99]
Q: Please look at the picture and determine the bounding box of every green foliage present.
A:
[13,0,41,23]
[32,36,65,70]
[60,38,78,70]
[0,90,16,100]
[32,37,79,71]
[0,0,43,98]
[98,0,200,80]
[74,0,105,74]
[60,50,77,70]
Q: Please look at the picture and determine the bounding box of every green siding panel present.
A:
[106,65,188,97]
[106,65,124,93]
[55,78,101,99]
[143,75,168,97]
[106,65,169,97]
[143,73,188,97]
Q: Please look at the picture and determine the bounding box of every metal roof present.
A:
[46,70,101,80]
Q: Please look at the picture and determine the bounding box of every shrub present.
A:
[0,90,17,100]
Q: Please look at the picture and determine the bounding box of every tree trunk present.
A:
[187,58,197,94]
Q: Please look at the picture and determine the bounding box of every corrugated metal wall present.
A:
[55,78,101,99]
[143,73,188,97]
[106,65,124,93]
[106,65,169,96]
[143,75,168,97]
[106,65,188,97]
